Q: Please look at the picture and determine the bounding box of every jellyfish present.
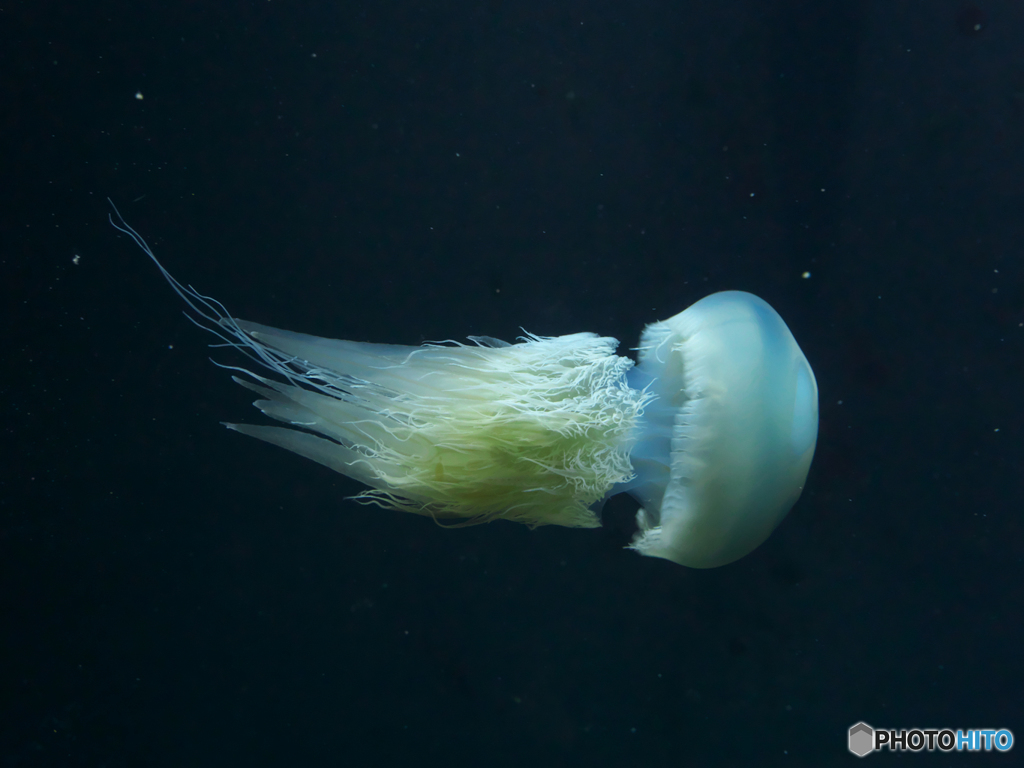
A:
[111,206,817,568]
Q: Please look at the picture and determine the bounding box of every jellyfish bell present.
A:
[618,291,819,568]
[111,204,817,568]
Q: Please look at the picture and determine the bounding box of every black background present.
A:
[2,0,1022,765]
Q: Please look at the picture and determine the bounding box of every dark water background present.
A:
[3,1,1022,765]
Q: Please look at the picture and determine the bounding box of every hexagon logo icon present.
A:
[849,722,875,757]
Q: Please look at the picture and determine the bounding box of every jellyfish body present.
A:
[618,292,818,567]
[112,207,817,567]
